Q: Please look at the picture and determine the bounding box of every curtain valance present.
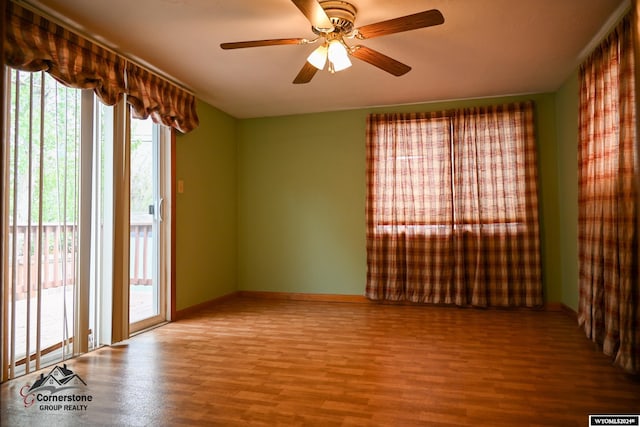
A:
[3,1,199,133]
[126,63,199,133]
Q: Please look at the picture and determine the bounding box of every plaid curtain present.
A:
[578,13,639,374]
[4,1,126,105]
[366,112,455,303]
[3,1,198,133]
[126,63,199,133]
[366,102,542,307]
[453,104,542,307]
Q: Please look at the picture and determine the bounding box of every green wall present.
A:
[237,110,367,295]
[555,70,580,311]
[236,94,563,302]
[175,100,237,311]
[174,89,583,309]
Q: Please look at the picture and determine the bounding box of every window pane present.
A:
[4,70,81,377]
[454,110,526,224]
[373,116,452,227]
[129,118,156,324]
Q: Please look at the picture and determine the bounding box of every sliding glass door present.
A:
[2,68,172,381]
[129,117,168,332]
[2,70,106,379]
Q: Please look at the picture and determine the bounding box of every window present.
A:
[2,70,103,379]
[1,68,172,381]
[373,116,452,228]
[365,102,542,307]
[453,109,529,226]
[128,115,171,333]
[370,109,529,231]
[2,1,193,381]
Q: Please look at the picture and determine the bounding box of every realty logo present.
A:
[19,364,93,411]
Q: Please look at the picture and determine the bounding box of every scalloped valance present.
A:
[3,1,198,133]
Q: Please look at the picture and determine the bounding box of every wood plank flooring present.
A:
[2,296,639,426]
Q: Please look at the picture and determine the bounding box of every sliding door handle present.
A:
[158,198,164,223]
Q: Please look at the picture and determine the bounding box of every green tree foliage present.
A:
[8,70,80,225]
[129,119,153,218]
[8,70,154,227]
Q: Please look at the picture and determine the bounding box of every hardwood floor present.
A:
[2,295,639,426]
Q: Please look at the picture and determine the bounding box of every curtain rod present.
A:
[13,0,196,96]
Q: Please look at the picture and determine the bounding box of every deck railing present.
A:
[130,223,153,286]
[6,223,153,299]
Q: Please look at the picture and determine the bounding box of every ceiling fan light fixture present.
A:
[307,44,328,70]
[327,39,351,72]
[221,1,445,84]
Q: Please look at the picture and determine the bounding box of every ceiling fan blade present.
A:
[291,0,334,31]
[293,61,319,84]
[350,45,411,76]
[221,38,308,49]
[357,9,444,39]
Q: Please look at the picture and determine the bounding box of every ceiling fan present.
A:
[220,0,444,84]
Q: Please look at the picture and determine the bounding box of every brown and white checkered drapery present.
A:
[578,13,639,374]
[366,102,542,307]
[3,1,198,133]
[126,63,199,133]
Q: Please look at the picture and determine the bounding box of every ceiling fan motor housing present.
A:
[313,1,357,35]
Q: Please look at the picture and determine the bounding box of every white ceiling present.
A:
[29,0,627,119]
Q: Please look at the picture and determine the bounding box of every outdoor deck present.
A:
[5,223,155,375]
